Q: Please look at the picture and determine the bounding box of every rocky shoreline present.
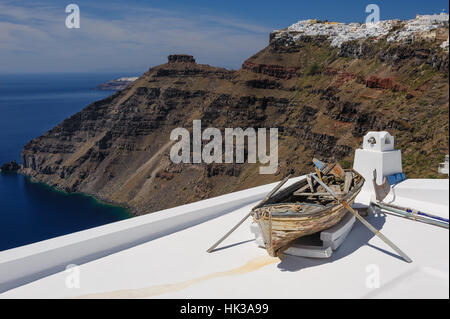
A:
[17,170,134,217]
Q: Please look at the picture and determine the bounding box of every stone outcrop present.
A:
[168,54,196,64]
[1,160,20,172]
[364,76,407,92]
[324,68,360,87]
[242,60,300,79]
[338,39,449,72]
[245,79,281,89]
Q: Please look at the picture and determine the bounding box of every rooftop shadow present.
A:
[276,211,401,272]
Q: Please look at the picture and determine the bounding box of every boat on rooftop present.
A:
[252,164,364,257]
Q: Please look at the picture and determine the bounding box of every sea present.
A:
[0,73,136,252]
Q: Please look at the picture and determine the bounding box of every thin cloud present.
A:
[0,2,270,73]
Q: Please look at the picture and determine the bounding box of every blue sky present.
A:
[1,0,448,74]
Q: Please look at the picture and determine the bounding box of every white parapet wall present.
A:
[0,176,302,293]
[438,155,449,176]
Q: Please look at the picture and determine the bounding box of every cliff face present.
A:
[21,30,449,215]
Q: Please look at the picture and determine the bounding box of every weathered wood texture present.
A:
[252,170,364,257]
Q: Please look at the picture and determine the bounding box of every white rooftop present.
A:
[0,177,448,299]
[0,132,448,299]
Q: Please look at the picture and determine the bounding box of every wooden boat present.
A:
[251,168,365,257]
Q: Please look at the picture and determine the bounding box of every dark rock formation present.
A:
[269,32,328,53]
[365,76,406,91]
[168,54,196,64]
[430,51,449,73]
[1,160,20,172]
[242,60,300,79]
[338,40,378,59]
[245,79,281,89]
[339,39,449,73]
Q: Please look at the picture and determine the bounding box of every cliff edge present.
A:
[21,16,449,215]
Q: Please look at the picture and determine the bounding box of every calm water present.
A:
[0,73,135,252]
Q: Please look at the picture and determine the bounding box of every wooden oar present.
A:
[310,173,412,263]
[206,174,292,253]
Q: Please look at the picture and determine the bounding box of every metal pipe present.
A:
[372,202,449,229]
[385,203,449,224]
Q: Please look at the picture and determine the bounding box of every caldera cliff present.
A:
[21,18,449,215]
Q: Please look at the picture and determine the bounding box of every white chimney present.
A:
[353,131,403,204]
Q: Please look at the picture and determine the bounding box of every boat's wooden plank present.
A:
[293,183,311,196]
[344,172,353,193]
[306,175,315,192]
[330,162,346,179]
[314,166,322,181]
[253,174,292,209]
[294,192,334,196]
[330,185,342,195]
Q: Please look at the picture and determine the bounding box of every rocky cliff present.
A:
[21,19,449,215]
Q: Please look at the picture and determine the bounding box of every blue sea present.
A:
[0,73,136,252]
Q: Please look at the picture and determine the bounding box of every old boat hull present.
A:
[252,170,364,257]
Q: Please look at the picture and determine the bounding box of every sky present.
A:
[0,0,448,74]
